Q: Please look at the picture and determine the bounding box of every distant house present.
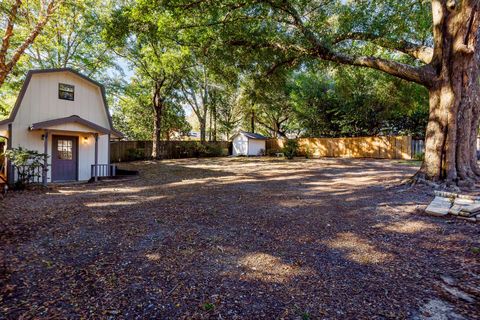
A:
[232,131,268,156]
[0,68,123,185]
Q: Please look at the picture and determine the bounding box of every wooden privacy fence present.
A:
[266,136,413,160]
[110,140,231,162]
[110,140,152,162]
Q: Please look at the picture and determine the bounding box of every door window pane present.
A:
[57,139,73,160]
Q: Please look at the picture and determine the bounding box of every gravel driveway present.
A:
[0,158,478,319]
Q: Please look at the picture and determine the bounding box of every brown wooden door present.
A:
[52,135,78,181]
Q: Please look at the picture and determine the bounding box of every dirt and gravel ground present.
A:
[0,157,479,319]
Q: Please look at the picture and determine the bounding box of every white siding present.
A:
[248,139,266,156]
[232,133,266,156]
[9,71,111,182]
[14,72,110,129]
[233,134,248,156]
[10,126,108,182]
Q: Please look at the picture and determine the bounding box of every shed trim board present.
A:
[0,68,123,185]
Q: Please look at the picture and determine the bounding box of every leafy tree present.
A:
[167,0,480,186]
[0,0,64,88]
[289,68,340,137]
[113,79,191,141]
[1,0,117,119]
[104,1,191,157]
[25,0,118,78]
[180,62,210,142]
[289,65,429,138]
[214,85,242,140]
[238,72,294,137]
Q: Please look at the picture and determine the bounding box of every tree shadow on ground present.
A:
[1,157,478,319]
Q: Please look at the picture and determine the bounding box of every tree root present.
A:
[403,173,461,192]
[403,170,480,192]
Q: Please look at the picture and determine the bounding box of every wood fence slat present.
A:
[112,136,413,162]
[265,136,412,160]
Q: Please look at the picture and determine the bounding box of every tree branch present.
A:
[319,50,435,85]
[5,0,64,73]
[0,0,22,67]
[267,0,434,86]
[332,32,434,64]
[230,38,434,86]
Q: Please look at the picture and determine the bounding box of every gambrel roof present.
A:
[0,68,123,137]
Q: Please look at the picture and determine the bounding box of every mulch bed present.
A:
[0,157,479,319]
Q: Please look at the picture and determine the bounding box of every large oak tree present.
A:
[167,0,480,187]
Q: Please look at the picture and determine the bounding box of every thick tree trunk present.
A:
[212,104,217,142]
[415,1,480,188]
[152,105,163,159]
[420,85,480,188]
[151,87,164,159]
[208,109,212,141]
[273,121,287,138]
[251,110,255,133]
[199,118,207,143]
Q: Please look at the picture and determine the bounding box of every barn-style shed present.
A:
[0,68,123,185]
[232,131,268,156]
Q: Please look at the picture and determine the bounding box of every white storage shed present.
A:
[0,68,123,185]
[232,131,268,156]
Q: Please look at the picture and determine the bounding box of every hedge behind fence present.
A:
[110,140,231,162]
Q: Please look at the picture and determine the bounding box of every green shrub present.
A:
[125,148,145,161]
[204,143,225,157]
[267,148,282,156]
[193,142,207,157]
[202,302,215,312]
[304,146,313,159]
[189,142,227,157]
[4,147,47,189]
[283,139,298,160]
[413,152,425,161]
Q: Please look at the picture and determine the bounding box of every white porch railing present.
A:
[91,164,117,179]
